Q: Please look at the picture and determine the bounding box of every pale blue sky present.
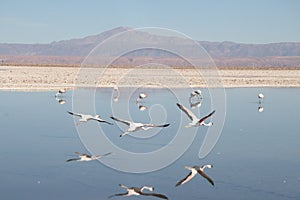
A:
[0,0,299,44]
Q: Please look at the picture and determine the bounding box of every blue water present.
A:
[0,88,299,200]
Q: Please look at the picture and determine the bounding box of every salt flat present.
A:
[1,66,300,91]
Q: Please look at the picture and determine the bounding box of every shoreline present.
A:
[1,65,300,91]
[1,86,299,93]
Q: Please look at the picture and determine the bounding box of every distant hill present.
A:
[0,26,300,67]
[0,27,131,56]
[200,41,300,57]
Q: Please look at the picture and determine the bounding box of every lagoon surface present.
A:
[0,88,300,200]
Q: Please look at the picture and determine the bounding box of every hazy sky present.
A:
[1,0,299,44]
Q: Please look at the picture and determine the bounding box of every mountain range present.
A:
[1,27,299,67]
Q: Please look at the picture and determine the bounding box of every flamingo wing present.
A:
[176,103,198,121]
[67,111,82,117]
[197,169,215,186]
[142,193,168,199]
[175,171,197,187]
[199,110,215,124]
[110,116,131,126]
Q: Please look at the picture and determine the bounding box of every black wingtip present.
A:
[164,123,170,127]
[105,121,114,125]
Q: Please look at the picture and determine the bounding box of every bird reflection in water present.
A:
[257,93,265,112]
[190,98,202,109]
[136,93,148,111]
[258,105,264,112]
[56,98,66,105]
[189,90,203,109]
[113,84,120,102]
[138,104,148,111]
[55,88,67,105]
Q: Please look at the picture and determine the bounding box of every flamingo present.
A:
[66,152,112,162]
[68,111,113,125]
[109,184,168,199]
[176,164,214,187]
[110,116,169,137]
[176,103,215,127]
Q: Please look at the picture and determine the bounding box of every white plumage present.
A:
[176,103,215,127]
[176,164,214,187]
[110,116,170,137]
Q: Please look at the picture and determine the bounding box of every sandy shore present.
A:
[1,65,300,91]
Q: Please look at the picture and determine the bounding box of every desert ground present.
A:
[1,65,300,91]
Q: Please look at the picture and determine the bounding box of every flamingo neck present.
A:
[141,186,153,192]
[200,121,213,126]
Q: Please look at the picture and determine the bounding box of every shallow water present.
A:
[0,88,299,200]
